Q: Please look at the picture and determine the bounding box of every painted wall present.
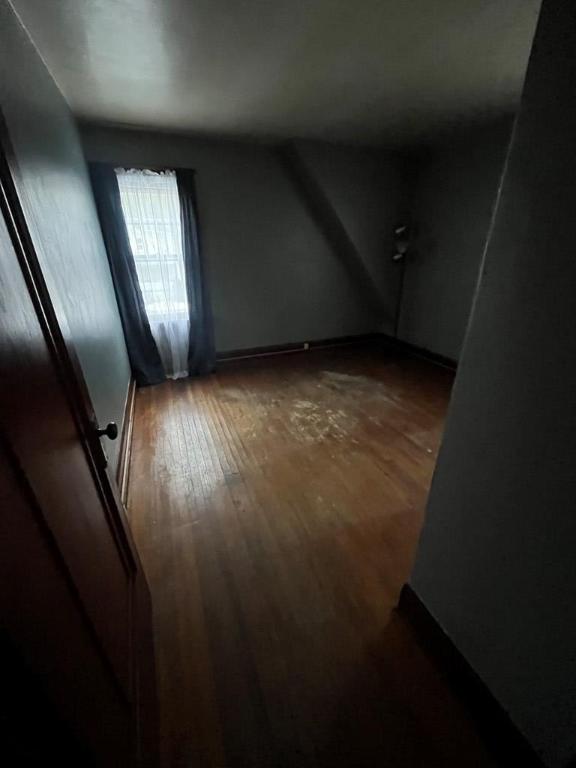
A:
[0,0,131,470]
[81,126,405,352]
[293,141,407,334]
[398,119,512,361]
[410,0,576,764]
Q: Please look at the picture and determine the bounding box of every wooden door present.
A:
[0,133,156,766]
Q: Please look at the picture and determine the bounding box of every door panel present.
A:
[0,439,131,766]
[0,133,157,764]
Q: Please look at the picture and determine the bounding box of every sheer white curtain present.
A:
[116,168,190,379]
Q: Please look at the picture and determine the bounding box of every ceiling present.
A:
[11,0,541,145]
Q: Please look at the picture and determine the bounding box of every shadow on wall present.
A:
[396,117,514,361]
[277,143,395,326]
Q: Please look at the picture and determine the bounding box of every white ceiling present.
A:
[11,0,541,145]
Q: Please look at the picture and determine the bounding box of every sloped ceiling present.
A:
[10,0,541,144]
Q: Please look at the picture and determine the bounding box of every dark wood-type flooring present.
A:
[128,346,496,768]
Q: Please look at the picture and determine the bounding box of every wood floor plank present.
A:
[128,346,496,767]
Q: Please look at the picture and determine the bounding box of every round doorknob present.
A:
[96,421,118,440]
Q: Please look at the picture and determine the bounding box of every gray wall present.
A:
[294,140,407,334]
[410,0,575,764]
[0,0,130,470]
[398,120,512,360]
[81,126,404,351]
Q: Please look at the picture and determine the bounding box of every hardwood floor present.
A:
[128,345,496,768]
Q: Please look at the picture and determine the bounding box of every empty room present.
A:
[3,1,576,767]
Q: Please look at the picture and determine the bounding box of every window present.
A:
[116,168,187,320]
[116,167,190,379]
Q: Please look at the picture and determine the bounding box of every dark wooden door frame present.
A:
[0,110,157,765]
